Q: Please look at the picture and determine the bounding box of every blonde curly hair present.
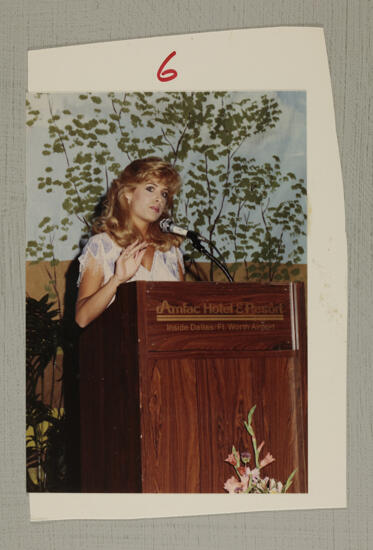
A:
[92,157,183,251]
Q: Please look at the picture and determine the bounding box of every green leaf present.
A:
[38,217,51,228]
[283,469,297,492]
[232,445,240,469]
[244,405,256,437]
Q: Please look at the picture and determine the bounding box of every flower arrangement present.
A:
[224,405,296,493]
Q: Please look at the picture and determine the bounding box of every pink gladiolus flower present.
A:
[248,467,260,482]
[241,451,251,463]
[259,476,269,487]
[258,477,269,490]
[225,453,238,467]
[223,406,296,493]
[224,475,248,493]
[237,466,246,476]
[244,467,260,484]
[260,452,275,468]
[241,475,249,492]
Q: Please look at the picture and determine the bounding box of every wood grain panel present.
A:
[139,355,306,492]
[247,356,307,492]
[79,317,107,491]
[195,358,256,492]
[195,357,307,492]
[140,359,200,492]
[80,288,142,492]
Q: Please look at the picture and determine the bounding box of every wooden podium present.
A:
[80,282,307,493]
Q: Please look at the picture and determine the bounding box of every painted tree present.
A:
[219,155,306,281]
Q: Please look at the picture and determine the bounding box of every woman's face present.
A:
[125,180,169,230]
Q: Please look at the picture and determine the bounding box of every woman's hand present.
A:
[75,239,148,328]
[114,239,148,283]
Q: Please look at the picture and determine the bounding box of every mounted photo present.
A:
[26,90,307,494]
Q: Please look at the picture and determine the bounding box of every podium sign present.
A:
[80,282,307,493]
[144,283,300,352]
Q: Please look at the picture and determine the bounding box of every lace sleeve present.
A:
[77,236,104,287]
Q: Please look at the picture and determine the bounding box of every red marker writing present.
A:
[157,51,178,82]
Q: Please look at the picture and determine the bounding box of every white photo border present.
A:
[28,27,347,520]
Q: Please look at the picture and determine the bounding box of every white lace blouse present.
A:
[77,232,184,297]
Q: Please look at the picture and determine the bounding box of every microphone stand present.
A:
[187,231,233,283]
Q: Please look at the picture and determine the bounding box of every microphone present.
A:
[159,218,200,240]
[160,218,233,282]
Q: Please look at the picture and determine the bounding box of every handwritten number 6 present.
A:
[157,51,177,82]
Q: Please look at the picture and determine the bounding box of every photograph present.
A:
[26,90,307,494]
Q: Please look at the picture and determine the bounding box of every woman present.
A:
[75,157,184,328]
